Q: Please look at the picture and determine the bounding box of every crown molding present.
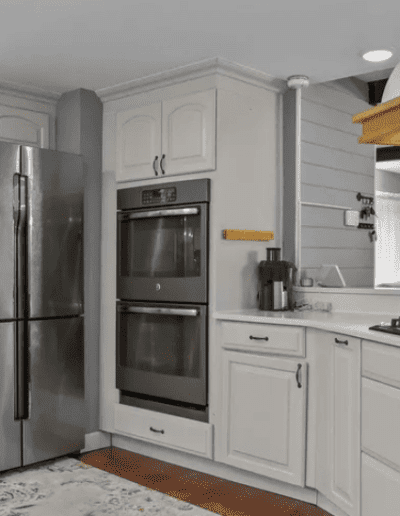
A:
[0,81,60,105]
[96,57,287,103]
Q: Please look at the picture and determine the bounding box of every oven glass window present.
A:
[118,310,203,379]
[119,211,201,279]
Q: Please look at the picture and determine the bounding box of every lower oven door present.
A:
[116,301,207,407]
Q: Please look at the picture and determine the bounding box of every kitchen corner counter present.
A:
[213,309,400,348]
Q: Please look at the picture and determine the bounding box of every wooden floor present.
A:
[80,447,332,516]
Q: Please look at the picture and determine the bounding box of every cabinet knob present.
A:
[160,154,166,175]
[334,337,348,346]
[153,156,159,176]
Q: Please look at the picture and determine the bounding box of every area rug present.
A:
[0,457,215,516]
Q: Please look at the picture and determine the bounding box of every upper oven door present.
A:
[117,202,208,303]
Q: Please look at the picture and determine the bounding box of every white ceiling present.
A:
[1,0,400,96]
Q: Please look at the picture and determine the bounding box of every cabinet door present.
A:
[315,331,361,516]
[220,350,307,486]
[362,452,400,516]
[116,103,161,182]
[0,105,49,148]
[162,89,216,176]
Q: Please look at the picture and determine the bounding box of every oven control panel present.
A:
[142,187,177,205]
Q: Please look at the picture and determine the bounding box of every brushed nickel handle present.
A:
[150,426,164,434]
[249,335,269,341]
[152,156,159,176]
[160,154,165,174]
[296,363,302,388]
[334,337,348,346]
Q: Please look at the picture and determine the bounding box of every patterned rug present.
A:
[0,457,216,516]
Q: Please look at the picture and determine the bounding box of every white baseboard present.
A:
[81,431,112,453]
[317,492,350,516]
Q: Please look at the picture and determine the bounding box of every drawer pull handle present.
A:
[149,426,165,434]
[334,338,348,346]
[296,363,302,388]
[249,335,269,341]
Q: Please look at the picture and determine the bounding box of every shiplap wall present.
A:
[300,79,375,287]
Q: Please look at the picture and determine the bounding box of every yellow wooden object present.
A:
[352,95,400,145]
[223,229,274,241]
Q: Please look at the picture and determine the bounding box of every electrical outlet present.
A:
[344,210,359,226]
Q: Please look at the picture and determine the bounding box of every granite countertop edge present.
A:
[213,309,400,348]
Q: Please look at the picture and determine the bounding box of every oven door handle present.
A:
[120,306,199,317]
[124,207,199,220]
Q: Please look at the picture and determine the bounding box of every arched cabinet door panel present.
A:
[162,89,216,176]
[0,106,49,148]
[116,103,162,182]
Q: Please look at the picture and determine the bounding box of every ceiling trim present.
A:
[0,81,60,105]
[96,57,288,102]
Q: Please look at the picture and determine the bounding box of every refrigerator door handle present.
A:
[13,174,20,321]
[13,174,27,318]
[13,173,28,421]
[19,176,27,223]
[13,174,20,228]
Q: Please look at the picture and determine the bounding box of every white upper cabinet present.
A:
[161,90,216,176]
[0,105,49,148]
[116,89,216,182]
[116,103,161,182]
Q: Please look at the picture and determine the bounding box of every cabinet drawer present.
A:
[114,403,213,458]
[362,340,400,388]
[362,377,400,471]
[220,322,305,356]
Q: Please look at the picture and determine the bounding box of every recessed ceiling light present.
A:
[363,50,393,62]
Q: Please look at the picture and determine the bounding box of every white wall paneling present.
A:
[300,81,375,287]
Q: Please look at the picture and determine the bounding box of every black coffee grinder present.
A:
[258,248,296,311]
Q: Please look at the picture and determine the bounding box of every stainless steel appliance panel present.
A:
[117,178,210,210]
[0,322,22,472]
[23,317,85,466]
[22,147,84,318]
[116,302,207,406]
[0,142,20,320]
[117,203,208,303]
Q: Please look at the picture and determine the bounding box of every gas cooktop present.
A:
[369,317,400,336]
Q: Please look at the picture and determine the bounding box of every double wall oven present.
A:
[116,179,210,422]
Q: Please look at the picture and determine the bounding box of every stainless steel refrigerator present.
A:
[0,142,85,472]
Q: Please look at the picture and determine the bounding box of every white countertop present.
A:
[214,309,400,348]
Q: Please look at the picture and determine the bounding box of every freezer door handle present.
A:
[14,322,28,420]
